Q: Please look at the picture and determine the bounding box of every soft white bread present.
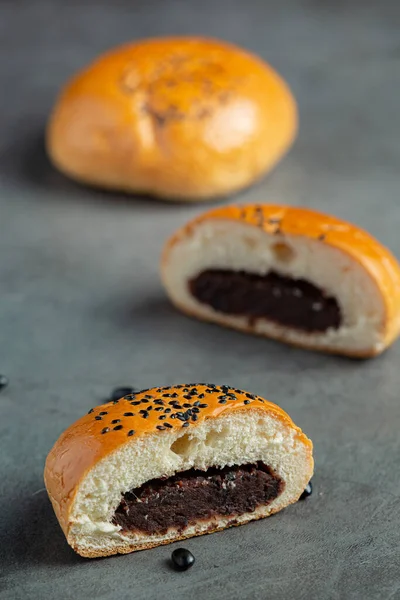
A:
[44,384,313,558]
[161,205,400,357]
[46,37,297,201]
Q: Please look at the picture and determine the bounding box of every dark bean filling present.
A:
[112,462,284,535]
[189,269,341,332]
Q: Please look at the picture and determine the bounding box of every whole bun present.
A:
[44,383,313,557]
[46,37,297,201]
[161,204,400,357]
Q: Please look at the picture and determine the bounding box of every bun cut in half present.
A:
[44,384,313,558]
[46,37,297,201]
[161,205,400,357]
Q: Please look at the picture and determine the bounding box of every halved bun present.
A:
[161,205,400,357]
[46,37,297,201]
[44,384,313,558]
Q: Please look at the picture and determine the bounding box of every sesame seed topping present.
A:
[164,423,173,428]
[170,392,178,398]
[130,401,141,405]
[145,395,153,399]
[127,430,135,436]
[192,407,200,413]
[199,403,208,408]
[164,408,171,413]
[141,411,149,419]
[218,399,227,404]
[99,411,108,415]
[156,425,166,431]
[244,400,250,405]
[183,395,192,401]
[182,422,190,428]
[191,414,198,422]
[193,401,200,407]
[197,394,205,399]
[87,408,94,414]
[162,393,171,397]
[159,415,167,420]
[95,416,102,421]
[101,427,110,434]
[154,407,164,412]
[176,414,186,422]
[123,412,134,417]
[183,403,192,408]
[141,399,150,404]
[111,419,121,424]
[113,424,123,431]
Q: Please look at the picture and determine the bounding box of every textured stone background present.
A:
[1,1,400,598]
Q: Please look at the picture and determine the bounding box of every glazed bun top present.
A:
[46,37,297,200]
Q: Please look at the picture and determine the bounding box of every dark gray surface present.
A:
[1,1,400,598]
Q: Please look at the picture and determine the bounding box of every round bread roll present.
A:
[46,37,297,201]
[161,205,400,357]
[44,384,313,558]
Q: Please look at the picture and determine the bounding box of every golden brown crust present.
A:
[44,383,311,542]
[162,204,400,355]
[46,37,297,201]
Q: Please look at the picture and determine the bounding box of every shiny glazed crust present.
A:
[46,37,297,201]
[44,384,313,555]
[161,205,400,357]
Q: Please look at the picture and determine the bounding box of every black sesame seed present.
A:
[139,409,147,414]
[244,400,250,405]
[156,425,166,431]
[87,408,94,414]
[182,422,190,428]
[145,394,154,399]
[199,404,208,408]
[164,423,173,428]
[218,399,227,404]
[170,414,176,419]
[130,401,141,406]
[110,387,136,402]
[95,416,102,421]
[154,400,165,405]
[191,414,198,422]
[127,430,135,436]
[192,407,200,413]
[171,393,178,398]
[113,424,123,431]
[182,388,190,393]
[0,375,9,390]
[183,413,190,421]
[147,406,153,411]
[99,411,108,415]
[162,393,171,398]
[168,400,177,405]
[141,399,150,404]
[218,395,229,401]
[176,414,186,422]
[101,427,110,434]
[141,412,149,419]
[124,394,136,400]
[183,403,192,408]
[164,408,172,414]
[197,394,205,399]
[123,412,134,417]
[246,393,256,399]
[154,407,164,412]
[300,481,313,500]
[183,395,192,401]
[193,401,200,407]
[111,419,121,424]
[159,415,167,420]
[171,548,195,571]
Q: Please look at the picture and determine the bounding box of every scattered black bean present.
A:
[171,548,195,571]
[300,481,313,500]
[110,387,137,402]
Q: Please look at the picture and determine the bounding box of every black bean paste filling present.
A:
[189,269,341,332]
[112,462,285,535]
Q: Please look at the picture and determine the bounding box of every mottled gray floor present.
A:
[1,1,400,599]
